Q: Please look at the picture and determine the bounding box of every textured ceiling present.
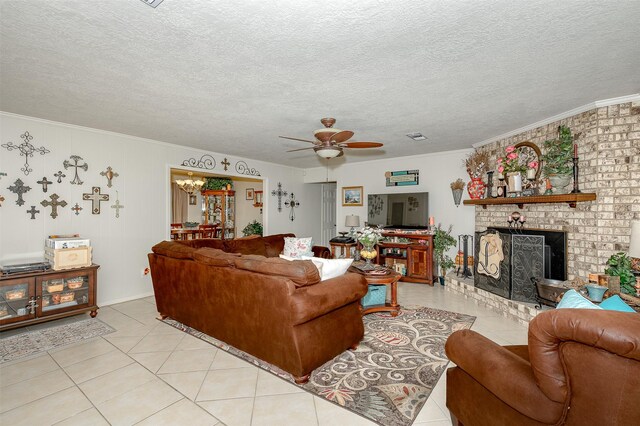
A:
[1,0,639,168]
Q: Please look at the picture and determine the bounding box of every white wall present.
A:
[233,180,263,236]
[304,149,475,259]
[0,112,320,305]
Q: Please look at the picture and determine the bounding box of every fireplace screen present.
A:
[511,235,544,303]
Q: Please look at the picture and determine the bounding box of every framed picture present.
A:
[189,195,197,205]
[246,188,254,200]
[342,186,363,206]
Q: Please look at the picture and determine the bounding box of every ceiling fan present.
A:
[279,118,383,159]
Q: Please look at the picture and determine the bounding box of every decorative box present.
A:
[46,279,64,293]
[5,289,26,300]
[361,284,386,307]
[44,247,92,271]
[66,277,84,289]
[60,292,75,303]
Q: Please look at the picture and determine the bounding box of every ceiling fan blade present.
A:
[286,146,316,152]
[341,142,384,148]
[279,136,318,144]
[330,130,354,143]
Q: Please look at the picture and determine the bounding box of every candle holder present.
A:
[570,156,581,193]
[485,171,494,199]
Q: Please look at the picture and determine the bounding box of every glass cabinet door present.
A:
[0,278,36,326]
[39,273,91,316]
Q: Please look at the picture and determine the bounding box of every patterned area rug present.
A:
[164,306,475,426]
[0,319,114,363]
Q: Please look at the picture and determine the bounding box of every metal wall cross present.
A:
[0,195,5,206]
[0,172,6,180]
[40,193,67,219]
[100,166,119,188]
[221,158,231,171]
[37,177,53,192]
[111,191,124,218]
[8,178,31,206]
[1,131,50,176]
[284,193,300,221]
[54,170,66,183]
[63,155,88,185]
[71,203,83,216]
[82,187,109,214]
[271,182,288,212]
[27,205,40,219]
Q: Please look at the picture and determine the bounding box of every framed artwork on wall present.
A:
[189,195,197,205]
[246,188,254,200]
[342,186,363,206]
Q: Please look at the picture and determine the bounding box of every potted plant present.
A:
[242,220,263,237]
[464,151,489,199]
[541,125,573,194]
[202,177,233,191]
[605,252,636,295]
[434,224,457,285]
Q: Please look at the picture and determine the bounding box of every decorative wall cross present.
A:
[0,195,4,206]
[27,205,40,219]
[71,203,83,216]
[63,155,88,185]
[54,170,66,183]
[284,193,300,221]
[37,177,53,192]
[8,178,31,206]
[100,166,119,188]
[271,182,288,212]
[0,172,6,180]
[221,158,231,171]
[111,191,124,218]
[40,193,67,219]
[82,187,109,214]
[1,131,50,176]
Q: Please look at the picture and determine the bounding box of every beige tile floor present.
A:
[0,282,528,426]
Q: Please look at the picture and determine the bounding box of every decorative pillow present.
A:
[302,256,353,281]
[281,254,324,276]
[556,289,602,310]
[282,237,313,258]
[599,295,637,313]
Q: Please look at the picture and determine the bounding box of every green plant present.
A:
[542,125,573,177]
[183,221,198,228]
[434,224,456,276]
[202,177,233,191]
[242,220,263,236]
[605,252,635,294]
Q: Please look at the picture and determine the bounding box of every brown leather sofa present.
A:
[148,234,367,383]
[445,309,640,425]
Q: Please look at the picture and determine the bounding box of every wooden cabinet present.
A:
[202,190,236,239]
[377,233,434,285]
[0,265,99,331]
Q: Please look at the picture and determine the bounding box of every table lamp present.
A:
[345,215,360,237]
[629,220,640,272]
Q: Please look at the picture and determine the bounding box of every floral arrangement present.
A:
[465,150,489,179]
[496,145,527,174]
[357,226,383,247]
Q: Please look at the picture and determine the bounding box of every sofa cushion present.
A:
[263,233,295,257]
[599,295,636,313]
[225,236,268,256]
[234,255,320,287]
[152,241,196,259]
[283,237,313,258]
[178,238,226,250]
[193,247,240,267]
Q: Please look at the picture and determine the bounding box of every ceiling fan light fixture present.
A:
[406,132,427,141]
[315,147,342,159]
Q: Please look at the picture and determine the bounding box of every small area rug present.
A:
[163,306,475,426]
[0,318,114,363]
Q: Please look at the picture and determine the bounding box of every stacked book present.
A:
[44,234,92,270]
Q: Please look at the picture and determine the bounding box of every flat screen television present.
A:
[367,192,429,229]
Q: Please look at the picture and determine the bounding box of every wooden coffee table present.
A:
[358,270,402,317]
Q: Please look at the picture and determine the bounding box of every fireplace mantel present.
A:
[463,192,596,209]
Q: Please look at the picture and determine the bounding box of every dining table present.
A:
[170,228,201,240]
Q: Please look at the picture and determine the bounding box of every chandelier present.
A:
[176,172,204,195]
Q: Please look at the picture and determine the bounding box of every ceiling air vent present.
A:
[140,0,164,8]
[406,132,427,141]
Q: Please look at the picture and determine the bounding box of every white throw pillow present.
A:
[279,254,324,276]
[282,237,313,258]
[302,256,353,281]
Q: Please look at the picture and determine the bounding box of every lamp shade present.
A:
[345,215,360,227]
[316,147,341,158]
[629,220,640,258]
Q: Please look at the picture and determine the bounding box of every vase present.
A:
[507,172,522,194]
[360,241,377,270]
[451,188,463,207]
[467,177,486,200]
[548,174,572,194]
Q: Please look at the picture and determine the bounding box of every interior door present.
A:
[321,183,337,247]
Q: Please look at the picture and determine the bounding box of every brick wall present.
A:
[474,101,640,280]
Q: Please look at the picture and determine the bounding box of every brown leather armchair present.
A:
[445,309,640,426]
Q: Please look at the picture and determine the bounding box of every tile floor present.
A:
[0,282,529,426]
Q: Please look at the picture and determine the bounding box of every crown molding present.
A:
[472,94,640,148]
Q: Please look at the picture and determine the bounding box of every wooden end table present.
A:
[358,269,402,317]
[330,242,356,259]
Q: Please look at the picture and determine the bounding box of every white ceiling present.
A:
[1,0,639,168]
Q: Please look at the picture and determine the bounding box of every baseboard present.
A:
[100,291,155,307]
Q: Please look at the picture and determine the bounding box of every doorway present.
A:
[320,183,337,247]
